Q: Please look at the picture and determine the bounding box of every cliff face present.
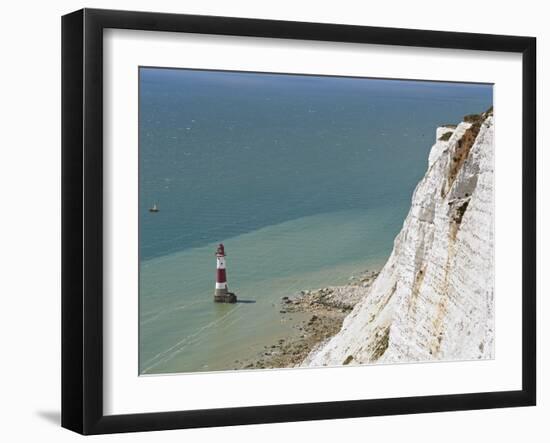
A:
[305,112,494,366]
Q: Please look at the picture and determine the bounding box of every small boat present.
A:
[149,202,159,213]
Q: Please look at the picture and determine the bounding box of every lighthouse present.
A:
[214,244,237,303]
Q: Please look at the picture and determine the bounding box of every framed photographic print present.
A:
[61,8,536,435]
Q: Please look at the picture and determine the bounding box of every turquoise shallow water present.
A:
[140,208,399,374]
[138,68,492,374]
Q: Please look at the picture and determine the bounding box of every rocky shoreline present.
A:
[239,269,379,370]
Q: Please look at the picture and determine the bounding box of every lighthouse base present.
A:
[214,290,237,303]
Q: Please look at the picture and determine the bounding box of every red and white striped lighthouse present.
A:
[214,244,237,303]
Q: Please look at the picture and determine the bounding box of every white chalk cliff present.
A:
[305,111,494,366]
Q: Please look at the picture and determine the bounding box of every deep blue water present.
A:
[139,69,492,261]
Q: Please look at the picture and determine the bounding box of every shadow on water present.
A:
[236,299,256,304]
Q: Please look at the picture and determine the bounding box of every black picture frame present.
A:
[61,8,536,435]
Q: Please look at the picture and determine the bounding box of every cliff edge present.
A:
[305,110,494,366]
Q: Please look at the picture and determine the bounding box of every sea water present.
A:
[139,68,492,374]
